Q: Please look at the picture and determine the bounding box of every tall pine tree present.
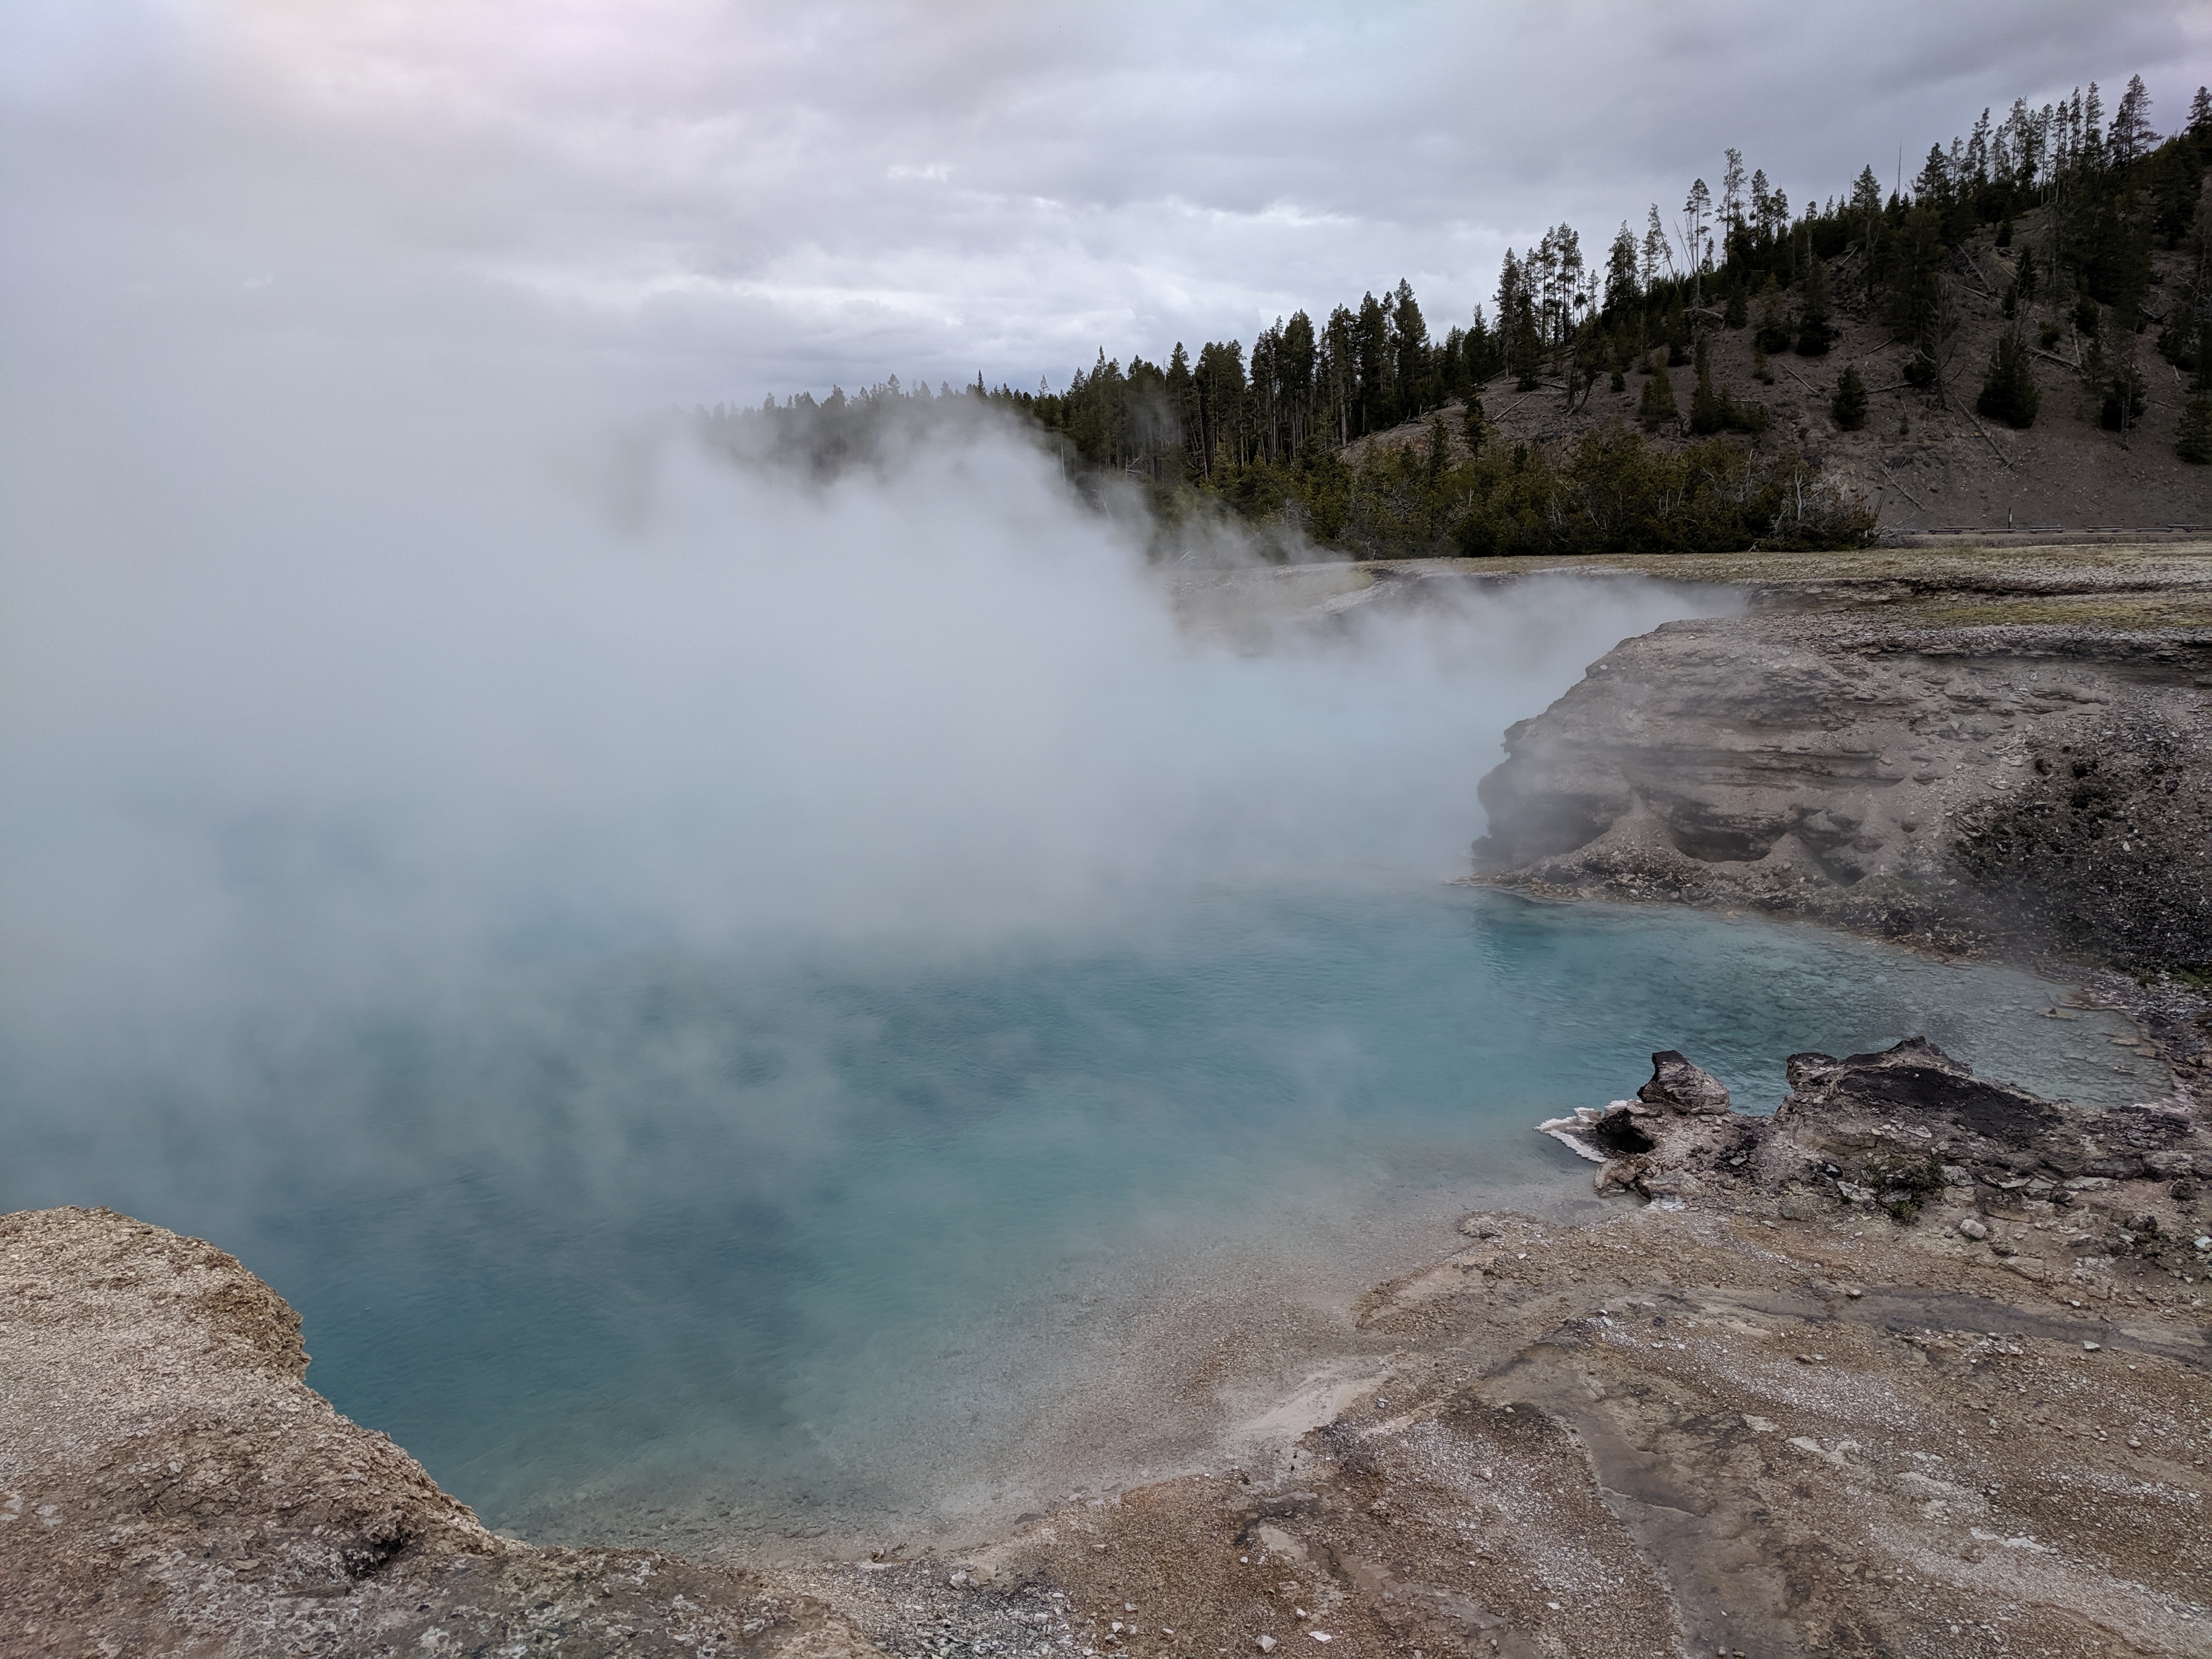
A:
[1976,331,2040,428]
[1832,364,1869,430]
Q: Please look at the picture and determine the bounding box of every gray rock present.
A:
[1787,1052,1839,1090]
[2145,1151,2197,1177]
[1637,1051,1731,1116]
[1778,1192,1824,1221]
[1466,596,2212,968]
[1956,1217,1989,1240]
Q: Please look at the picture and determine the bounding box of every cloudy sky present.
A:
[4,1,2209,409]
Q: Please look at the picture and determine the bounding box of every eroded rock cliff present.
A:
[1469,543,2212,968]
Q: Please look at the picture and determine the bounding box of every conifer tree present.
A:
[1832,364,1869,430]
[1721,149,1748,238]
[1461,393,1490,458]
[1603,223,1640,311]
[2177,393,2212,464]
[1684,179,1714,302]
[2101,361,2148,437]
[1508,298,1544,390]
[1754,275,1791,354]
[1793,254,1833,355]
[1354,292,1388,432]
[1391,279,1432,418]
[1641,207,1669,288]
[1689,336,1722,433]
[1975,331,2039,428]
[1850,166,1884,300]
[1638,358,1678,430]
[2109,75,2157,166]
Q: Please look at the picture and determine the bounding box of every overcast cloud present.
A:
[5,1,2208,407]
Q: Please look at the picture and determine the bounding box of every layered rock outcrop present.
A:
[1468,545,2212,968]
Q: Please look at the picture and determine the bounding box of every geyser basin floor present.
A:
[3,880,2147,1557]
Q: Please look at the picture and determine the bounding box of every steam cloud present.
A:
[0,7,1734,1221]
[2,380,1721,1007]
[0,358,1726,1208]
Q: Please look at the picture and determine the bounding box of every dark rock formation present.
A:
[1550,1037,2209,1261]
[1637,1050,1732,1115]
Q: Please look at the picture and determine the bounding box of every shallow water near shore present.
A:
[4,874,2148,1552]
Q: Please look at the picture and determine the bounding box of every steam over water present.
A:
[0,407,2148,1550]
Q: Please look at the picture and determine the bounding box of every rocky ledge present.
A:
[1465,541,2212,969]
[0,1207,872,1657]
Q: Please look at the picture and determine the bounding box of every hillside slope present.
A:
[1347,199,2211,538]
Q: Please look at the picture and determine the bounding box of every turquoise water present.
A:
[4,873,2143,1543]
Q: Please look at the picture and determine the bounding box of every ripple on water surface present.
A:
[4,880,2147,1549]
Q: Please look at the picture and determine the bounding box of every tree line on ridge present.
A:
[702,77,2212,558]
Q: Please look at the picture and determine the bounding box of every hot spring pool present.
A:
[4,875,2148,1551]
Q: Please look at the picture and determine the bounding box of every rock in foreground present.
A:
[0,1207,874,1658]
